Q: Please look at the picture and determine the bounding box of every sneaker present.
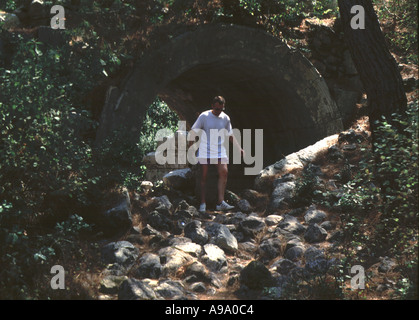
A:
[216,201,234,211]
[199,203,206,213]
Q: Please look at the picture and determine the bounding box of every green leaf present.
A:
[34,253,46,261]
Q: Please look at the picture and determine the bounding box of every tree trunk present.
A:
[337,0,407,131]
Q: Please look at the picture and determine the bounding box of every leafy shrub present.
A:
[373,0,418,64]
[0,21,121,299]
[337,102,418,298]
[94,97,179,192]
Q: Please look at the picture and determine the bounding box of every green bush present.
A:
[337,102,418,298]
[94,97,179,191]
[0,22,120,298]
[373,0,418,64]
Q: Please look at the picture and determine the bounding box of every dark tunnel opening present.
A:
[158,59,317,164]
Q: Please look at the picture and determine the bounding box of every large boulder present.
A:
[163,168,194,190]
[269,178,296,211]
[101,190,133,235]
[255,135,338,191]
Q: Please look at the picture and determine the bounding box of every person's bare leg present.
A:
[200,164,208,205]
[216,163,228,204]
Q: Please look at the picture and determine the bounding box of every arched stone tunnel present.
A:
[96,24,343,192]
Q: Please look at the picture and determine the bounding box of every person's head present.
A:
[212,96,225,116]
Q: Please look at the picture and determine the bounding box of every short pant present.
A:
[197,157,229,165]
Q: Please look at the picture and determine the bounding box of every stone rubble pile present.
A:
[96,129,371,300]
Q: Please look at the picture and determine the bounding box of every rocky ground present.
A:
[88,118,406,300]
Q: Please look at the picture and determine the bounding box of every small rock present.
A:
[140,181,153,194]
[184,220,209,245]
[304,246,325,262]
[328,230,344,243]
[131,226,141,234]
[158,247,194,276]
[224,212,247,225]
[239,216,266,238]
[238,241,258,254]
[327,144,344,162]
[151,195,173,212]
[118,278,162,300]
[148,210,173,232]
[240,261,274,290]
[378,257,396,273]
[304,163,323,177]
[278,215,306,235]
[205,222,238,253]
[271,258,297,275]
[142,224,161,236]
[184,261,211,282]
[0,13,20,29]
[269,180,296,211]
[304,223,328,243]
[190,282,206,293]
[265,215,283,226]
[155,280,185,299]
[101,241,139,268]
[304,205,327,224]
[304,258,332,275]
[338,129,363,144]
[174,242,203,257]
[125,233,144,245]
[259,238,282,260]
[285,237,304,251]
[201,244,228,273]
[237,199,252,213]
[227,274,239,287]
[100,275,128,294]
[343,144,357,151]
[284,245,305,261]
[135,253,162,279]
[320,221,334,230]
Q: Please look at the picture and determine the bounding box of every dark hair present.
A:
[213,96,225,105]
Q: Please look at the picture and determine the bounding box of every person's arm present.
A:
[189,113,203,148]
[229,134,245,158]
[226,117,244,158]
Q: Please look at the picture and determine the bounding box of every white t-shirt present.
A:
[191,110,234,159]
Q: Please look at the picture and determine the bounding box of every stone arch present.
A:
[96,24,343,188]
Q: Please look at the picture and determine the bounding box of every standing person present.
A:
[191,96,244,213]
